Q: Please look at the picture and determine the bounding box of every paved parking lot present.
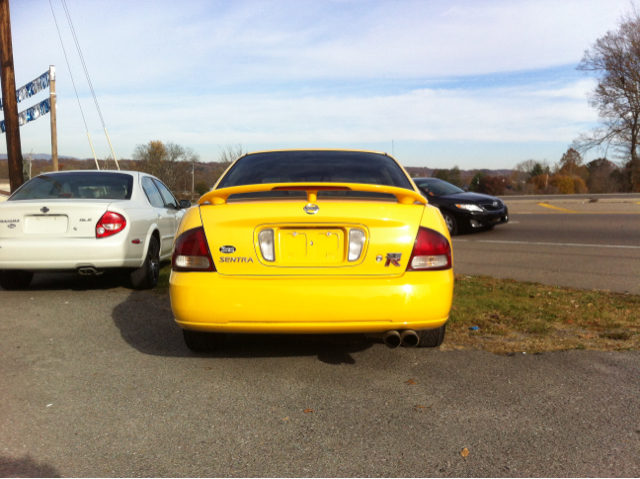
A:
[1,195,639,477]
[1,279,640,477]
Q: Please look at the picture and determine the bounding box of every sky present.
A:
[0,0,633,169]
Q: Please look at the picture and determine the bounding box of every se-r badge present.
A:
[385,253,402,267]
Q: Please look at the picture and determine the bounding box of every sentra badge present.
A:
[303,204,319,215]
[219,257,254,263]
[219,245,236,254]
[385,253,402,267]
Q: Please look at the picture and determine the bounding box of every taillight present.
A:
[258,229,275,262]
[406,227,452,271]
[172,227,216,272]
[96,212,126,238]
[348,228,365,261]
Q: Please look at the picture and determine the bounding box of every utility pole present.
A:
[49,65,58,171]
[0,0,24,192]
[191,162,195,200]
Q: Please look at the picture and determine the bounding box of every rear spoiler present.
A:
[198,183,427,206]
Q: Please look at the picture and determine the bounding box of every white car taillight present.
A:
[172,227,216,272]
[406,227,452,271]
[96,212,126,238]
[348,228,365,261]
[258,229,275,262]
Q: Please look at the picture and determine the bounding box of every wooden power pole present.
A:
[49,65,58,171]
[0,0,23,192]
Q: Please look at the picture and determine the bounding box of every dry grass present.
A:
[443,275,640,354]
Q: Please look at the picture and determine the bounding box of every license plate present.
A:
[24,215,69,235]
[278,228,344,265]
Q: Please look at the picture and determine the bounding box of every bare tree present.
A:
[217,144,245,167]
[575,12,640,191]
[206,144,245,186]
[133,140,200,194]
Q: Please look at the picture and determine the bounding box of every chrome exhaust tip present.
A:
[77,267,100,276]
[400,330,420,348]
[382,330,402,349]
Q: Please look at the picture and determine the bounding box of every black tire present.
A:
[0,270,34,290]
[441,211,458,236]
[182,329,226,352]
[129,235,160,290]
[417,324,446,348]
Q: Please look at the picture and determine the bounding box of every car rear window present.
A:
[10,172,134,201]
[414,179,464,196]
[218,151,414,190]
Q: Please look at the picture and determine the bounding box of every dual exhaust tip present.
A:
[383,330,420,348]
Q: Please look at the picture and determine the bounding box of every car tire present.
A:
[0,270,34,290]
[129,235,160,290]
[182,329,226,352]
[417,324,446,348]
[441,211,458,236]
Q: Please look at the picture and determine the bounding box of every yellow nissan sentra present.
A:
[170,150,453,351]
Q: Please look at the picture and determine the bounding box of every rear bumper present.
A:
[0,236,145,271]
[170,270,454,334]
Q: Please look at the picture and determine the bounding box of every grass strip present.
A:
[446,275,640,354]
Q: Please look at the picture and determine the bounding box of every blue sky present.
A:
[0,0,632,169]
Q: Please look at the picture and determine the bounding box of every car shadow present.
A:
[21,271,127,291]
[0,455,62,478]
[111,290,375,364]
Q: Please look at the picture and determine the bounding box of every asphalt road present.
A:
[1,274,640,477]
[452,201,640,294]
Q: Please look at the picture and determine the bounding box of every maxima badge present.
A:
[219,245,236,254]
[304,204,319,215]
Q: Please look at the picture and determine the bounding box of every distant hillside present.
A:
[0,158,515,192]
[0,154,78,161]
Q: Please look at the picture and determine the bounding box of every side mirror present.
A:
[179,199,192,209]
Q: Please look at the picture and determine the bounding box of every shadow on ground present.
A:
[0,455,61,478]
[111,290,374,364]
[19,271,127,291]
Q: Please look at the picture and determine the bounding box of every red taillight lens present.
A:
[172,227,216,272]
[96,212,127,238]
[406,227,452,271]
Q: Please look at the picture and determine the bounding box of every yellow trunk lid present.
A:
[200,199,424,276]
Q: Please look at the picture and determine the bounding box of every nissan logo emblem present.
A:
[304,204,319,215]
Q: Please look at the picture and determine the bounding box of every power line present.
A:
[47,0,99,169]
[58,0,119,169]
[60,0,105,129]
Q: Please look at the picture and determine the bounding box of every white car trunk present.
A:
[0,200,122,240]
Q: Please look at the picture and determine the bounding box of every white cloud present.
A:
[9,0,630,90]
[10,78,597,164]
[1,0,624,167]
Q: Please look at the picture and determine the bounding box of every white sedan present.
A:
[0,170,190,290]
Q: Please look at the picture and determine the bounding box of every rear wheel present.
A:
[0,270,34,290]
[182,329,226,352]
[441,211,458,236]
[129,236,160,290]
[417,324,446,348]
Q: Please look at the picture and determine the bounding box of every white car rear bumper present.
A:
[0,235,146,271]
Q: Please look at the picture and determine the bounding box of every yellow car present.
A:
[170,150,454,351]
